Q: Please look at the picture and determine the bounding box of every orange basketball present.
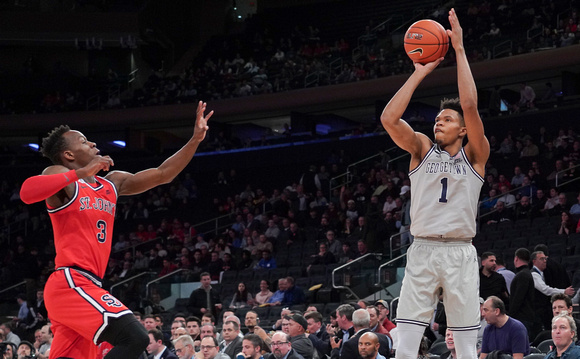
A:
[404,19,449,64]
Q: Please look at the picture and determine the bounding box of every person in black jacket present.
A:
[187,272,222,318]
[329,309,391,359]
[507,248,535,338]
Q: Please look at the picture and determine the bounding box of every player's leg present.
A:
[443,242,480,359]
[395,239,440,359]
[99,313,149,359]
[45,269,144,359]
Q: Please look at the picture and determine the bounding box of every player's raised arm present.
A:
[380,59,443,160]
[447,8,489,172]
[107,101,213,196]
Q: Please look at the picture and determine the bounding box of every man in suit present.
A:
[220,321,243,359]
[265,332,305,359]
[306,311,330,358]
[147,329,178,359]
[330,309,391,359]
[200,336,230,359]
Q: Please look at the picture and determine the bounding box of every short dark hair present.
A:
[149,328,163,342]
[481,252,496,261]
[440,98,464,123]
[186,316,201,325]
[488,296,506,315]
[495,256,505,266]
[515,248,530,262]
[243,333,262,350]
[305,311,323,323]
[551,293,573,308]
[202,313,215,323]
[200,272,211,279]
[224,320,239,331]
[41,125,71,165]
[534,244,549,256]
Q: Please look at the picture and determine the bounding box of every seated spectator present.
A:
[229,282,254,309]
[558,211,574,236]
[480,296,530,359]
[514,196,537,221]
[282,277,305,306]
[544,314,580,359]
[267,279,288,306]
[440,329,457,359]
[254,280,273,306]
[255,249,277,270]
[309,242,336,267]
[264,331,304,359]
[287,314,314,359]
[486,201,514,224]
[495,185,516,208]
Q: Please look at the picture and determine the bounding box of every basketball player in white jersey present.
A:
[381,9,489,359]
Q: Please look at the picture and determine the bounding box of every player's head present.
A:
[440,98,464,124]
[41,125,71,164]
[435,98,466,144]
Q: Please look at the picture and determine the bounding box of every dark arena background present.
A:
[1,0,579,355]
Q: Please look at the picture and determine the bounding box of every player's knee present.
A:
[101,314,149,355]
[120,319,149,354]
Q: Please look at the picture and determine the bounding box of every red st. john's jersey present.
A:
[47,176,117,279]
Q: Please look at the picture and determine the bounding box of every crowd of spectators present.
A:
[1,1,579,115]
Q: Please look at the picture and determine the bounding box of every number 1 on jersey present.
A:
[439,177,448,203]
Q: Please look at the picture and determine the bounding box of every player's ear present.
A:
[62,150,74,161]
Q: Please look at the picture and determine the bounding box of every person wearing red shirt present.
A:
[20,101,213,359]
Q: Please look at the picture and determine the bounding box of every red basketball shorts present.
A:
[45,267,133,359]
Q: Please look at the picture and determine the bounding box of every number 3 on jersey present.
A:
[96,219,107,243]
[438,177,448,203]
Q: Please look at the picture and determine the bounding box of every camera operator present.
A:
[17,341,35,359]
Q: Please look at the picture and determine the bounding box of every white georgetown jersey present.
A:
[409,144,484,238]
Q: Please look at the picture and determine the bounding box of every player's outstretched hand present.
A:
[413,57,444,75]
[447,8,464,50]
[193,101,213,142]
[77,155,114,178]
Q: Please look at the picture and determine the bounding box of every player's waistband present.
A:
[413,237,472,246]
[56,266,103,287]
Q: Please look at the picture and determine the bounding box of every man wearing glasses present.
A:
[530,251,575,334]
[173,335,196,359]
[265,332,305,359]
[200,336,230,359]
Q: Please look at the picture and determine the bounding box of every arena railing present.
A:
[555,163,580,188]
[110,271,158,308]
[377,253,407,299]
[331,252,385,301]
[145,269,197,307]
[328,146,405,199]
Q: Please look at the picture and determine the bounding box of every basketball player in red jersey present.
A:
[20,101,213,359]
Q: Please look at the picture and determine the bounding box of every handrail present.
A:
[377,252,407,294]
[389,230,411,259]
[145,268,193,298]
[110,271,157,295]
[0,280,26,295]
[332,252,383,301]
[555,163,580,187]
